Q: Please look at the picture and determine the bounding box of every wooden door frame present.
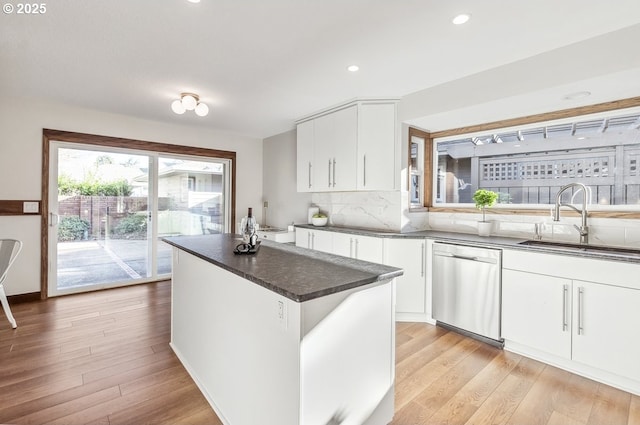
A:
[41,129,237,300]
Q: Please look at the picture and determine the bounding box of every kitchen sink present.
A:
[518,240,640,259]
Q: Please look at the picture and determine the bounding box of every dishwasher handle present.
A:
[434,251,497,264]
[451,253,479,261]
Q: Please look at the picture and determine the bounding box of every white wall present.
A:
[262,129,311,228]
[0,97,263,295]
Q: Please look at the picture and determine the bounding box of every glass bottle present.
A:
[240,207,256,244]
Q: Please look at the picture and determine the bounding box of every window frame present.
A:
[41,129,237,299]
[407,127,433,210]
[423,96,640,219]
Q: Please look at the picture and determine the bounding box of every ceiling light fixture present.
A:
[347,65,359,72]
[171,93,209,117]
[187,0,201,3]
[563,91,591,100]
[452,13,471,25]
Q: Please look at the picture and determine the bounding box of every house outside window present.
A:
[434,109,640,208]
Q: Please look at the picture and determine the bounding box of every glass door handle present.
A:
[49,212,59,227]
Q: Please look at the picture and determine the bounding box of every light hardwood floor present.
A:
[0,281,638,425]
[393,322,640,425]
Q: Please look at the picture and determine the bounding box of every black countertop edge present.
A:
[162,234,403,303]
[294,224,640,264]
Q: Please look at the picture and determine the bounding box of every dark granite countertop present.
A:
[162,234,403,302]
[294,224,640,264]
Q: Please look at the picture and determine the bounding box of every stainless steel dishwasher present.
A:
[432,242,503,345]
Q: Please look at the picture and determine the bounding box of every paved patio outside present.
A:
[57,239,173,289]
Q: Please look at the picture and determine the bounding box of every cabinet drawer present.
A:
[503,248,640,290]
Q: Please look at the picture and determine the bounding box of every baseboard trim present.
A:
[7,292,41,304]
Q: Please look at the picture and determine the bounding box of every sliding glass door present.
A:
[154,156,230,275]
[48,142,231,296]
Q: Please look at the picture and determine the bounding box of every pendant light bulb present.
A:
[171,99,186,114]
[195,102,209,117]
[181,94,197,110]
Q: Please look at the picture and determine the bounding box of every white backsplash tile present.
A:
[307,190,640,246]
[311,191,401,231]
[428,211,639,247]
[589,225,626,246]
[401,192,429,232]
[625,227,640,246]
[551,223,582,243]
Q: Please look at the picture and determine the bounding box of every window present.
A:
[410,136,424,207]
[433,107,640,209]
[408,127,432,209]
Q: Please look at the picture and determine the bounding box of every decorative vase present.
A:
[478,221,492,236]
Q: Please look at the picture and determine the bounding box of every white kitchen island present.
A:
[163,234,403,425]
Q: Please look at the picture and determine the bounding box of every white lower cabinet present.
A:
[295,228,431,322]
[295,228,332,253]
[384,238,428,321]
[502,249,640,394]
[571,280,640,383]
[502,269,571,359]
[331,232,384,263]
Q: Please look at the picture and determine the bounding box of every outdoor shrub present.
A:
[58,216,90,241]
[114,213,147,237]
[97,180,133,196]
[57,176,133,196]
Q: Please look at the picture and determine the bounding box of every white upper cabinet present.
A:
[357,103,396,191]
[296,99,398,193]
[296,120,314,192]
[313,105,358,192]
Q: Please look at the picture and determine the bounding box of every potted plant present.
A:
[473,189,498,236]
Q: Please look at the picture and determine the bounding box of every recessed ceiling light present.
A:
[563,91,591,100]
[187,0,200,3]
[347,65,359,72]
[452,13,471,25]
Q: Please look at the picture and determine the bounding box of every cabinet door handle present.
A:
[421,243,425,277]
[308,161,312,188]
[311,233,315,250]
[577,286,584,335]
[363,154,367,187]
[562,284,568,331]
[355,238,359,258]
[332,159,336,187]
[328,159,332,187]
[307,232,311,249]
[349,238,353,258]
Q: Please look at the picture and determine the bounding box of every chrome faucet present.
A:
[553,182,590,244]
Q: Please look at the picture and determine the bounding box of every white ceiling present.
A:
[2,0,640,139]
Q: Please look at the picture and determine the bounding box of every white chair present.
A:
[0,239,22,329]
